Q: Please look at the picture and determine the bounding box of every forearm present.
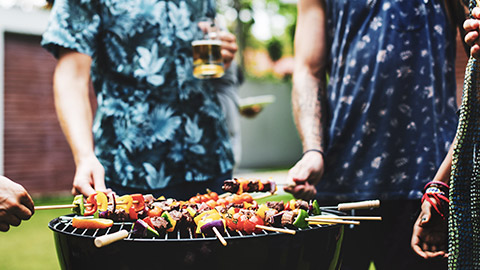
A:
[53,50,95,165]
[432,141,455,185]
[292,0,327,152]
[292,72,326,151]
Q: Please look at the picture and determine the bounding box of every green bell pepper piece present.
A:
[72,195,85,215]
[311,200,321,215]
[293,209,309,229]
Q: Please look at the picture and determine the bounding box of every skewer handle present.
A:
[34,204,76,210]
[337,200,380,211]
[255,225,296,235]
[212,227,228,246]
[308,216,382,221]
[94,230,129,248]
[307,219,360,225]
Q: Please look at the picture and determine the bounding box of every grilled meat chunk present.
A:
[151,216,169,234]
[266,201,285,212]
[281,211,295,227]
[295,200,309,211]
[222,179,240,193]
[264,209,278,225]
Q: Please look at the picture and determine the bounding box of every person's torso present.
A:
[321,0,459,201]
[43,0,235,190]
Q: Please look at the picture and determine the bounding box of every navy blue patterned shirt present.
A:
[41,0,234,191]
[319,0,459,201]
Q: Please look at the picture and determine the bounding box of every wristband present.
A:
[423,180,449,194]
[303,149,325,158]
[421,180,450,220]
[421,192,449,219]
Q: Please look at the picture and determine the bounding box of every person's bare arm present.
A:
[284,0,328,200]
[411,142,454,259]
[54,48,106,196]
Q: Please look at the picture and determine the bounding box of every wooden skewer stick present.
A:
[212,227,228,246]
[94,230,129,248]
[255,225,296,235]
[35,204,76,210]
[307,218,360,225]
[307,216,382,221]
[34,200,140,210]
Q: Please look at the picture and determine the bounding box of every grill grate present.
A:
[51,215,326,242]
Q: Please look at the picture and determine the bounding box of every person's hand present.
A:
[218,31,237,69]
[411,200,448,259]
[72,154,110,197]
[283,151,324,200]
[464,7,480,59]
[0,176,34,232]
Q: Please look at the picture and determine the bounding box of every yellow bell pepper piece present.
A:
[256,204,270,220]
[116,195,133,213]
[194,209,217,225]
[161,211,177,232]
[96,191,109,212]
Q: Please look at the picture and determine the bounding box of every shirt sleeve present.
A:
[41,0,101,58]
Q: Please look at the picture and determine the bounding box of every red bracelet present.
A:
[421,189,450,219]
[423,180,449,192]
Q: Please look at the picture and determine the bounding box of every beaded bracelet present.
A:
[302,149,325,158]
[423,180,449,195]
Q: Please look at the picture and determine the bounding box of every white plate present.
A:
[239,95,276,110]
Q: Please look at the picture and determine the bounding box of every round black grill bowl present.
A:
[49,216,344,270]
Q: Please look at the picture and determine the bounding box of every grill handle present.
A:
[337,200,380,211]
[94,230,129,248]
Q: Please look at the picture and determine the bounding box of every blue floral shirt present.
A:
[320,0,459,201]
[41,0,234,191]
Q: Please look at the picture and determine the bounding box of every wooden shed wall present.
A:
[4,32,74,195]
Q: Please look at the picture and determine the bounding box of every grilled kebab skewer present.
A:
[221,178,277,194]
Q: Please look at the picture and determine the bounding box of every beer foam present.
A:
[192,39,222,46]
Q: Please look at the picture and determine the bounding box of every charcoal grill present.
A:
[49,213,344,270]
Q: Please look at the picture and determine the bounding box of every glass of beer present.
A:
[192,18,225,79]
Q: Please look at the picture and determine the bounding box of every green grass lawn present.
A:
[0,196,73,270]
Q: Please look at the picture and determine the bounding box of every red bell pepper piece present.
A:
[129,206,138,220]
[248,215,264,234]
[84,194,98,216]
[131,194,145,212]
[147,205,163,217]
[142,217,155,228]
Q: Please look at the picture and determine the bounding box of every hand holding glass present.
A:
[192,19,225,79]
